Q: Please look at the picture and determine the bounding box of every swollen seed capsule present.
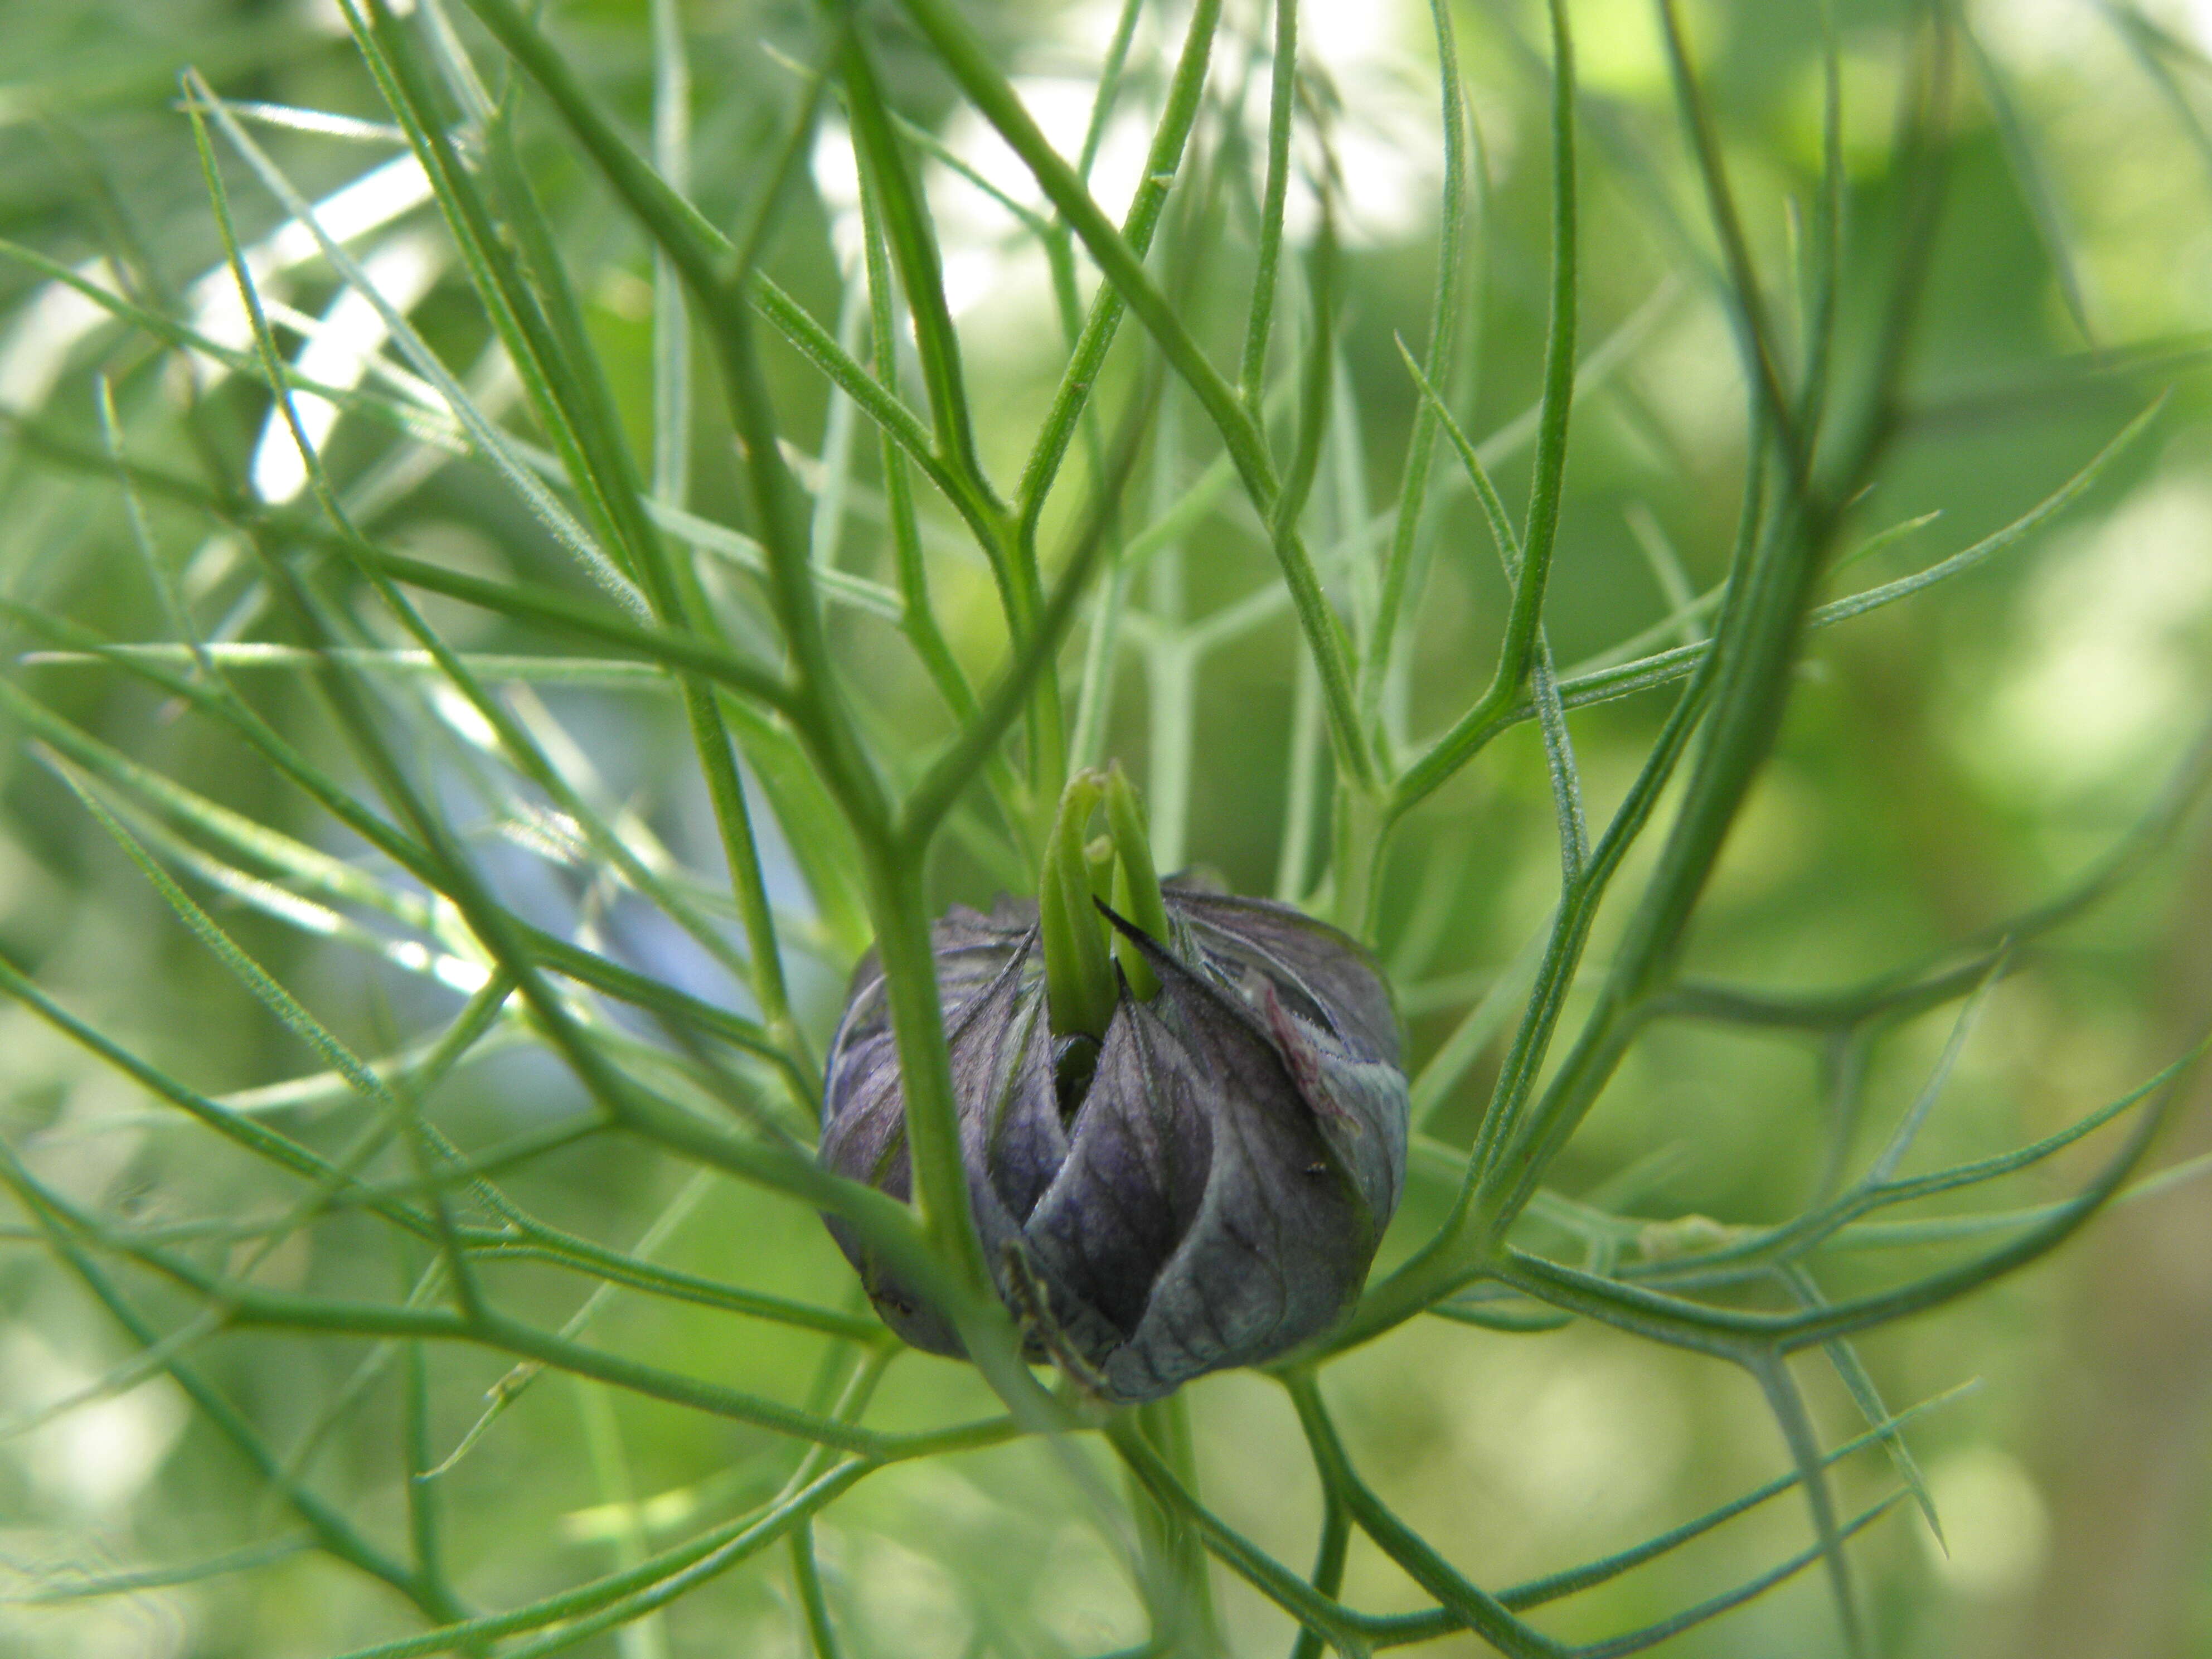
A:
[817,880,1409,1403]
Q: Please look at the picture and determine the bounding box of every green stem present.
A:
[0,1149,440,1616]
[1382,0,1578,824]
[1012,0,1226,539]
[832,17,1067,824]
[1357,0,1471,735]
[789,1522,844,1659]
[1285,1373,1567,1658]
[895,0,1373,793]
[856,163,976,723]
[856,850,991,1299]
[1241,0,1298,410]
[1132,1394,1220,1656]
[1286,1491,1351,1659]
[1104,1417,1371,1656]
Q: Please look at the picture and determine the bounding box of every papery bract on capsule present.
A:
[818,879,1408,1403]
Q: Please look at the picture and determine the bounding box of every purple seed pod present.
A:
[818,880,1409,1403]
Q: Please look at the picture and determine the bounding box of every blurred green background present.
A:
[1,0,2209,1655]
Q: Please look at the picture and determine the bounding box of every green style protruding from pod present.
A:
[1038,765,1173,1037]
[1102,764,1171,1002]
[1038,770,1116,1042]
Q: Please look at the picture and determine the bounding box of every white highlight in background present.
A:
[808,0,1443,328]
[0,154,431,414]
[0,1327,186,1514]
[250,228,445,503]
[1922,1444,2053,1599]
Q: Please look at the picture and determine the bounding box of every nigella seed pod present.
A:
[818,879,1409,1403]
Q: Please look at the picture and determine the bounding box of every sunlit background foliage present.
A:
[0,0,2209,1656]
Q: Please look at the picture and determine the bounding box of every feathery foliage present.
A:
[2,0,2209,1654]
